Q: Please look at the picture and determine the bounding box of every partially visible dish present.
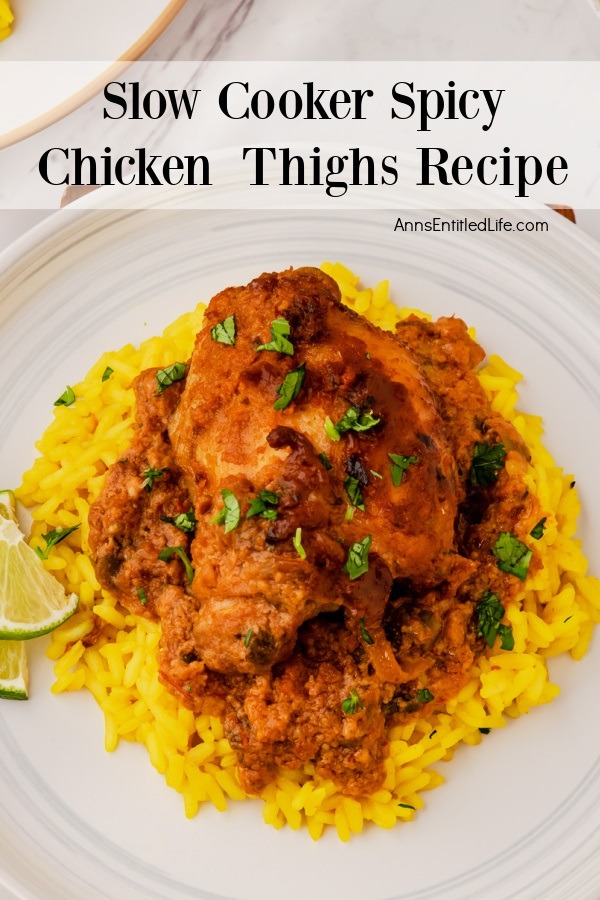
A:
[15,262,599,841]
[0,0,186,147]
[0,0,12,41]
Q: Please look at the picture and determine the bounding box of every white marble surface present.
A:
[0,0,599,246]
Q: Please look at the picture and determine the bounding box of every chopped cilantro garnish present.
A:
[35,524,80,560]
[158,546,195,583]
[257,317,294,356]
[210,489,241,533]
[161,508,196,534]
[324,417,341,441]
[246,489,279,520]
[210,314,236,346]
[156,362,187,394]
[341,690,364,715]
[136,587,148,606]
[318,452,333,471]
[293,527,306,559]
[101,367,114,382]
[530,517,547,540]
[417,688,434,704]
[338,408,380,433]
[274,363,306,411]
[476,590,515,650]
[54,386,76,407]
[141,466,168,492]
[388,453,419,487]
[470,442,506,488]
[359,617,374,645]
[343,535,372,580]
[493,533,532,581]
[326,407,380,441]
[244,628,253,647]
[344,476,365,511]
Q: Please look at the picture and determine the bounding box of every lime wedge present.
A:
[0,640,28,699]
[0,494,79,640]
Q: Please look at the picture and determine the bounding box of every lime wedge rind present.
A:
[0,640,28,700]
[0,679,28,700]
[0,592,79,640]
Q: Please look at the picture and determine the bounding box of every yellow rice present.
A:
[0,0,13,40]
[16,262,600,841]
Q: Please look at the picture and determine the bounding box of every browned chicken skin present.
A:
[89,267,541,796]
[170,267,458,676]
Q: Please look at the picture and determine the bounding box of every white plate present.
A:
[0,0,186,147]
[1,189,600,900]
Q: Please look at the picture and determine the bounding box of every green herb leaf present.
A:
[398,803,415,810]
[136,587,148,606]
[210,315,236,346]
[470,442,506,488]
[388,454,419,487]
[334,407,380,436]
[101,367,114,382]
[293,527,306,559]
[417,688,434,703]
[257,317,294,356]
[530,517,547,540]
[318,452,333,471]
[498,623,515,651]
[246,489,279,520]
[493,533,532,581]
[156,362,187,394]
[359,617,374,645]
[141,466,168,492]
[476,590,515,650]
[344,476,365,511]
[210,489,241,534]
[370,470,382,480]
[34,524,80,560]
[324,417,341,441]
[54,386,76,407]
[244,627,253,647]
[161,508,197,534]
[341,690,364,715]
[343,535,372,580]
[158,546,195,583]
[274,363,306,411]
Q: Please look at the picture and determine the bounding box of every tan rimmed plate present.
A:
[0,0,186,149]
